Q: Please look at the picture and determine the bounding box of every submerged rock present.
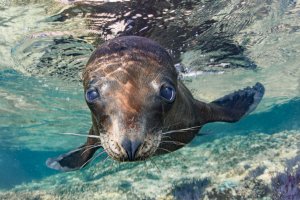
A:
[1,130,300,199]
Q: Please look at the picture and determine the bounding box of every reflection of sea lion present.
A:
[46,36,265,172]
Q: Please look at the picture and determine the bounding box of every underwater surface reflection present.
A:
[0,0,299,199]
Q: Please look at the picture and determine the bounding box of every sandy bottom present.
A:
[1,128,299,200]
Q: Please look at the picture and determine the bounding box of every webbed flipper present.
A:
[46,133,101,172]
[200,82,265,123]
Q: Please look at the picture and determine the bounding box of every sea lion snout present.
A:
[120,138,142,161]
[102,117,161,161]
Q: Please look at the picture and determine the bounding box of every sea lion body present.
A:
[46,36,265,171]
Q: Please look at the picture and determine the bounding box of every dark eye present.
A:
[86,88,100,103]
[160,84,176,103]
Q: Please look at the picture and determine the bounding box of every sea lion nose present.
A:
[121,139,142,161]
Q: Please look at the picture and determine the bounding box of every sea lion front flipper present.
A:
[200,82,265,123]
[46,136,101,172]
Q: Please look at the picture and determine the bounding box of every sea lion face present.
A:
[83,37,178,162]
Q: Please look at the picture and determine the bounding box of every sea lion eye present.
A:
[86,88,100,103]
[160,84,176,103]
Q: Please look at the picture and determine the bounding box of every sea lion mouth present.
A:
[99,131,161,162]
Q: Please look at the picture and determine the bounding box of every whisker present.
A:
[66,143,101,155]
[142,159,150,173]
[99,155,110,167]
[149,158,161,173]
[95,155,111,169]
[58,132,101,139]
[160,140,186,146]
[80,150,107,169]
[157,147,172,153]
[81,143,102,156]
[162,127,198,134]
[161,125,202,135]
[94,151,107,160]
[108,159,117,171]
[117,162,121,170]
[161,134,172,138]
[67,146,87,154]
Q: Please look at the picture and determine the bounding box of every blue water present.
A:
[0,0,299,199]
[0,69,87,189]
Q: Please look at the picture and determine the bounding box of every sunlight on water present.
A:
[0,0,299,199]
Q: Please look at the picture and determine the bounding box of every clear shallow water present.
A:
[0,0,299,199]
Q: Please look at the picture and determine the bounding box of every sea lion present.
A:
[46,36,265,172]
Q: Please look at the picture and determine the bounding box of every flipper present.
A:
[199,82,265,123]
[46,133,101,172]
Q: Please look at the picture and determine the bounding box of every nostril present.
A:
[121,138,142,161]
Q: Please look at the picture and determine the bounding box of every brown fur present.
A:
[46,36,264,171]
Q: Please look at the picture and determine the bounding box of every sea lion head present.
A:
[83,36,179,162]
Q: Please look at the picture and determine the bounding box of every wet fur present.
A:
[46,36,265,172]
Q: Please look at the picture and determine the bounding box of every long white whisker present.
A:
[161,125,202,135]
[95,155,111,168]
[167,126,200,132]
[108,159,117,171]
[59,132,101,139]
[161,135,172,139]
[66,143,100,155]
[81,143,102,156]
[142,159,150,173]
[101,156,110,165]
[160,140,186,146]
[149,157,161,173]
[80,150,106,169]
[157,147,172,153]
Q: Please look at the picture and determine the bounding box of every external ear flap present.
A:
[199,82,265,123]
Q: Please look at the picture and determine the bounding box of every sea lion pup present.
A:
[46,36,265,172]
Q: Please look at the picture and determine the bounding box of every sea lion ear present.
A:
[46,143,100,172]
[201,82,265,123]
